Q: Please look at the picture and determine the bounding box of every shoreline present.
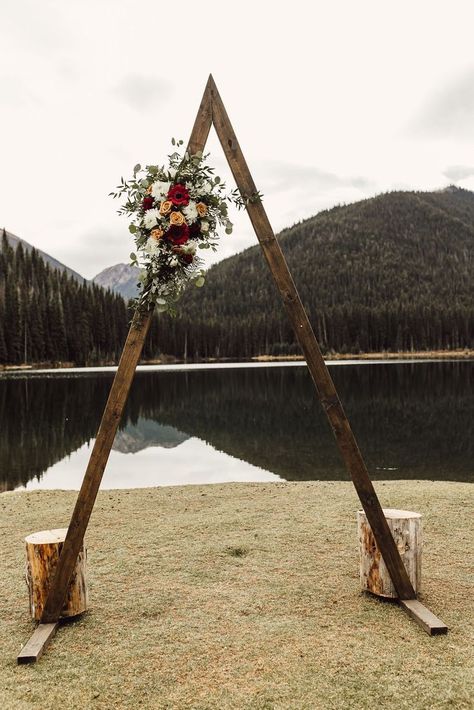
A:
[1,348,474,372]
[252,348,474,362]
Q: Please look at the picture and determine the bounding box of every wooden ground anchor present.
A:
[17,529,88,664]
[358,509,447,635]
[18,74,449,663]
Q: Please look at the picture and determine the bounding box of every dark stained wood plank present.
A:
[39,82,215,627]
[400,599,448,635]
[17,623,59,664]
[208,75,417,602]
[187,76,213,156]
[40,309,153,623]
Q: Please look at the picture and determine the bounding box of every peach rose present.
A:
[159,200,173,216]
[150,228,164,240]
[146,185,153,194]
[196,202,208,217]
[169,211,185,226]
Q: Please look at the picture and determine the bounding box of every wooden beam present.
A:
[400,599,448,635]
[209,75,416,602]
[34,78,216,633]
[17,623,59,664]
[187,75,213,156]
[40,308,153,623]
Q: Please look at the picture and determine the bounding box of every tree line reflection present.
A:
[1,362,473,491]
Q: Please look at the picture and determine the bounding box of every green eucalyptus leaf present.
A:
[129,224,137,234]
[195,276,205,287]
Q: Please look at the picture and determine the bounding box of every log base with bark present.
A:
[358,509,422,598]
[25,528,88,621]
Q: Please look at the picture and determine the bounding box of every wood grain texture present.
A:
[40,309,153,623]
[39,84,214,626]
[25,528,87,620]
[400,599,448,635]
[209,75,416,601]
[17,623,59,664]
[358,510,422,598]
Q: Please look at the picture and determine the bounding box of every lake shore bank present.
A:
[1,348,474,373]
[2,480,472,709]
[252,348,474,362]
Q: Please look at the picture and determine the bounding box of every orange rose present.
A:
[150,228,164,240]
[196,202,208,217]
[169,211,185,226]
[159,200,173,216]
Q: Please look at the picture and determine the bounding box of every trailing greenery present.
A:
[149,186,474,358]
[0,230,128,366]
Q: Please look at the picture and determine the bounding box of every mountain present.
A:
[1,228,86,283]
[148,186,474,358]
[93,263,140,301]
[113,419,189,453]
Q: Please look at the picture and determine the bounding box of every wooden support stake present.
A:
[40,308,153,624]
[26,528,88,620]
[400,600,448,635]
[17,623,59,664]
[209,76,416,601]
[18,81,215,663]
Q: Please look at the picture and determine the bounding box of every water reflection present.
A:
[0,361,472,491]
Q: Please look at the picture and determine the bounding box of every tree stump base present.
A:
[25,529,88,621]
[358,509,422,598]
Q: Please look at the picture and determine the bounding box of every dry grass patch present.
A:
[1,481,473,709]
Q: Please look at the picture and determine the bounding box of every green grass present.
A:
[1,481,473,709]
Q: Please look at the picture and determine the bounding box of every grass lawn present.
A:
[1,481,472,709]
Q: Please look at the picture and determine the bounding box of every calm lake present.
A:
[1,360,473,492]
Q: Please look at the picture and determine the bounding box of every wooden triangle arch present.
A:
[18,75,447,663]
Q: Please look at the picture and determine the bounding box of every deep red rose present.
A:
[165,223,190,246]
[189,222,201,239]
[142,196,154,211]
[167,183,190,206]
[181,253,193,265]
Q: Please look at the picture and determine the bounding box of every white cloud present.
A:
[2,0,474,276]
[113,75,173,111]
[443,165,474,183]
[409,67,474,138]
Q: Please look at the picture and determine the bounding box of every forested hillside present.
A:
[150,187,474,358]
[0,230,128,366]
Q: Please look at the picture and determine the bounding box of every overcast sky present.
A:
[1,0,474,279]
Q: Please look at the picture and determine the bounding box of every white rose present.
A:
[181,241,197,255]
[182,200,198,224]
[143,209,160,229]
[151,180,171,199]
[200,180,213,195]
[200,220,209,233]
[144,236,160,255]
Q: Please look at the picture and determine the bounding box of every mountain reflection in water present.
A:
[0,361,473,491]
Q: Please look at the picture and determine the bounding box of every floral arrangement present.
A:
[110,140,234,315]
